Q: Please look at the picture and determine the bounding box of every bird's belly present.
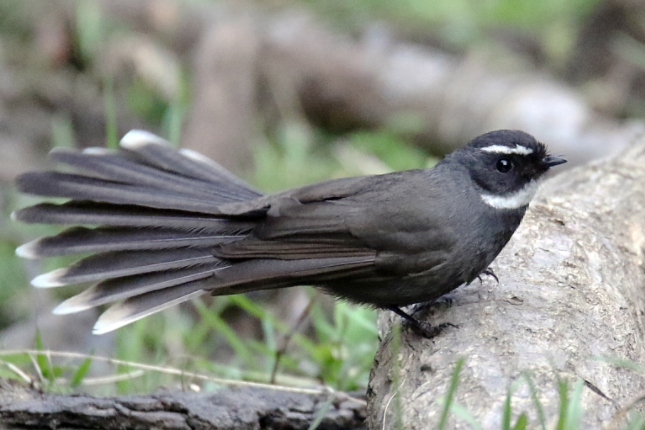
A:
[321,264,473,307]
[322,240,501,307]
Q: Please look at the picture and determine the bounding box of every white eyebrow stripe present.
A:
[480,180,540,210]
[480,144,533,155]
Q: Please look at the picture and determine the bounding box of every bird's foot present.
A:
[410,321,458,339]
[477,267,499,284]
[387,305,457,339]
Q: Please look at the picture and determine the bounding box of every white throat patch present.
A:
[480,180,541,210]
[480,144,533,155]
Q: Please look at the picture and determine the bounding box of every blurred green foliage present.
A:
[302,0,600,62]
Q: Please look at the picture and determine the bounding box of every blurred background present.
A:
[0,0,642,395]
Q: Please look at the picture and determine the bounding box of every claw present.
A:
[410,321,458,339]
[387,305,457,339]
[481,268,499,284]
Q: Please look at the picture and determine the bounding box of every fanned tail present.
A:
[15,130,378,334]
[14,131,261,334]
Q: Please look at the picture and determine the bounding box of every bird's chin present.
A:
[480,179,541,210]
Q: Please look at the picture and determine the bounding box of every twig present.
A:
[0,349,366,406]
[270,294,317,384]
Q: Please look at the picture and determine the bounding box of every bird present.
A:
[13,129,566,336]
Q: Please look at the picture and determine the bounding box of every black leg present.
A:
[387,305,456,339]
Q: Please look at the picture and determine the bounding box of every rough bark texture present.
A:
[0,380,366,429]
[367,137,645,429]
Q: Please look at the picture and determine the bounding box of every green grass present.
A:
[428,361,645,430]
[4,346,645,429]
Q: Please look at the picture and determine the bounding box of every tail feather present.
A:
[51,148,254,203]
[53,265,222,314]
[119,130,260,199]
[16,131,263,215]
[16,131,267,334]
[16,172,233,215]
[15,130,373,334]
[31,249,217,287]
[13,202,255,231]
[179,147,257,191]
[16,226,247,258]
[92,279,211,335]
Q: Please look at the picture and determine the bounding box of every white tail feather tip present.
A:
[52,299,92,315]
[120,130,170,149]
[179,148,218,166]
[31,268,68,288]
[15,241,39,259]
[82,147,113,155]
[92,290,204,335]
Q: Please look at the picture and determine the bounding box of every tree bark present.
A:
[0,379,366,430]
[366,138,645,429]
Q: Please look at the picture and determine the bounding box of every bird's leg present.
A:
[387,305,456,339]
[477,267,499,284]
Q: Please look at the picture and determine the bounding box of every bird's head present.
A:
[453,130,567,210]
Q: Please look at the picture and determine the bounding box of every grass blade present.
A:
[194,299,255,369]
[450,401,484,430]
[564,379,584,430]
[512,413,528,430]
[71,357,93,388]
[34,330,53,383]
[521,371,546,430]
[438,358,464,430]
[556,378,569,430]
[595,356,645,375]
[502,385,512,430]
[626,412,645,430]
[307,394,334,430]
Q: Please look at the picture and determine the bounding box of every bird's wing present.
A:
[215,169,456,274]
[215,175,373,216]
[215,198,375,259]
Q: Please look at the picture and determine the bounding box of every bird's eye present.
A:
[496,158,513,173]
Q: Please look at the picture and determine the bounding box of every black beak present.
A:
[542,154,567,168]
